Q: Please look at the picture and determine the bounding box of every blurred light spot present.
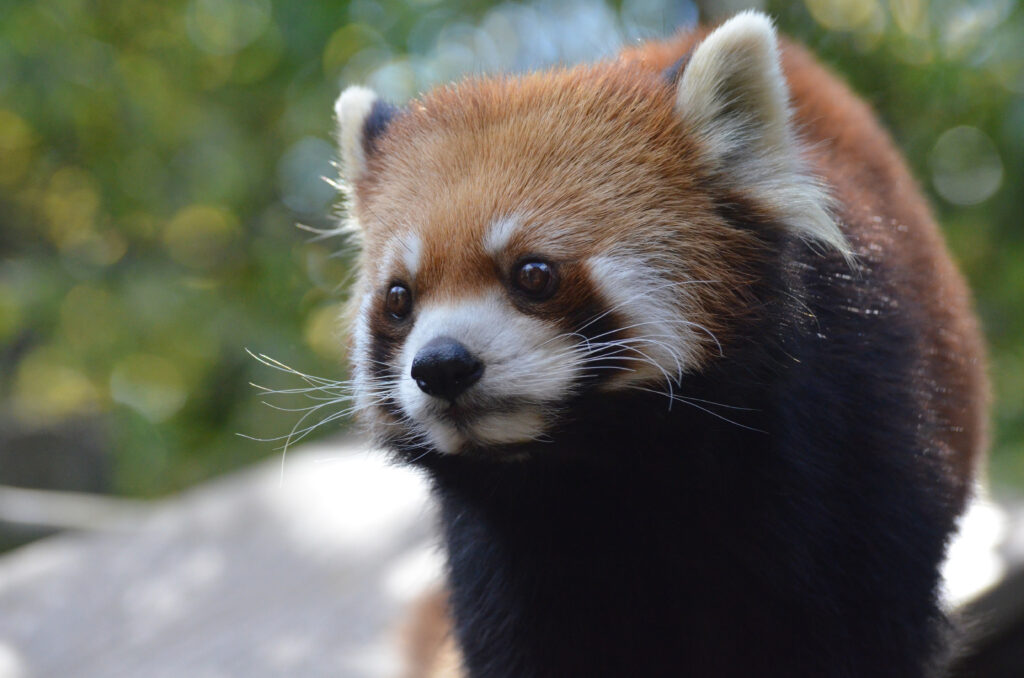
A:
[981,25,1024,94]
[547,0,623,63]
[231,24,284,84]
[43,167,101,248]
[13,348,100,424]
[429,36,478,82]
[432,22,500,75]
[304,303,344,361]
[263,635,314,670]
[991,52,1024,94]
[349,0,394,34]
[478,10,520,64]
[119,211,160,240]
[277,137,336,216]
[56,34,117,90]
[940,0,1014,60]
[493,4,559,70]
[383,543,444,602]
[163,205,240,269]
[110,354,188,422]
[0,110,35,186]
[304,244,350,293]
[177,141,249,205]
[942,495,1007,605]
[850,0,887,51]
[0,643,26,678]
[804,0,879,31]
[197,53,237,90]
[323,24,384,76]
[62,229,129,268]
[408,9,457,55]
[930,126,1003,206]
[340,46,395,86]
[118,148,169,204]
[1004,99,1024,145]
[0,42,15,95]
[0,283,23,344]
[267,451,429,553]
[620,0,698,41]
[185,0,270,56]
[890,0,927,37]
[367,59,418,101]
[60,285,121,353]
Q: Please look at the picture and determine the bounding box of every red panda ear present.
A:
[334,85,399,185]
[676,11,851,259]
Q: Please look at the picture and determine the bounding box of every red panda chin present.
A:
[417,404,552,456]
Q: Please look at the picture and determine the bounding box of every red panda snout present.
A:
[410,336,484,402]
[393,291,581,454]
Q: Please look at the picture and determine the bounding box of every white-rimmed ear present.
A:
[334,85,397,184]
[676,11,851,259]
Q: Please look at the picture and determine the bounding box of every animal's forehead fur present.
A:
[354,63,714,267]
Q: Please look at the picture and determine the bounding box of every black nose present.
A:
[411,336,484,402]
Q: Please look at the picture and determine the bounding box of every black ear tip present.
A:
[362,99,401,157]
[662,51,693,87]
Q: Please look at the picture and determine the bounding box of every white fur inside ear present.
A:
[677,11,851,260]
[334,85,379,183]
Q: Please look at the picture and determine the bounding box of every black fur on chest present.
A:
[412,245,961,678]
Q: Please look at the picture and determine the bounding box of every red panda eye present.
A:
[385,284,412,319]
[514,261,557,299]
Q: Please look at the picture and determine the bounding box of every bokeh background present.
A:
[1,0,1022,507]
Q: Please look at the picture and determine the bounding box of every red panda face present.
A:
[344,75,734,454]
[335,14,849,455]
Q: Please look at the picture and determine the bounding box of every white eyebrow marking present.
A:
[483,215,522,255]
[376,232,421,287]
[402,233,422,277]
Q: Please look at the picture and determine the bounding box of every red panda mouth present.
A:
[436,401,512,428]
[439,403,475,424]
[414,396,551,453]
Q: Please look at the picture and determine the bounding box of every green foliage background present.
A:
[0,0,1021,497]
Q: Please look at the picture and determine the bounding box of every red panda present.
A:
[333,11,987,678]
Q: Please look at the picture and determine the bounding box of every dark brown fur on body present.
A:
[334,12,988,678]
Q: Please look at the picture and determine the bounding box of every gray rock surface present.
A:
[0,438,440,678]
[0,434,1018,678]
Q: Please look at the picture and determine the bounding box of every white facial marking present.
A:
[395,290,579,453]
[472,410,548,445]
[376,232,422,287]
[587,255,705,388]
[400,233,422,278]
[483,215,523,256]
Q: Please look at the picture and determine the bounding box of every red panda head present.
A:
[334,12,849,455]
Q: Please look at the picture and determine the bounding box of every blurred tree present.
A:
[0,0,1020,497]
